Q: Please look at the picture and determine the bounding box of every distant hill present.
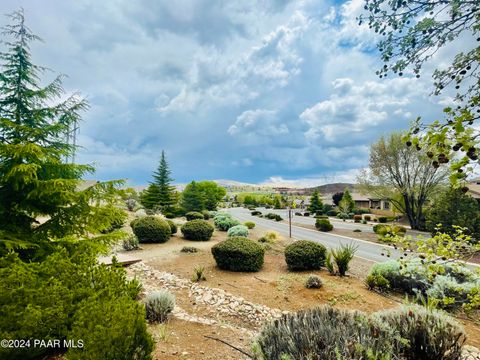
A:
[306,183,355,195]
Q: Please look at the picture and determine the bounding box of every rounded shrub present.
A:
[185,211,204,220]
[181,219,214,241]
[132,216,171,243]
[122,235,139,251]
[378,216,388,223]
[303,212,310,216]
[213,213,240,231]
[211,237,265,272]
[364,215,371,221]
[227,224,249,237]
[326,210,338,216]
[315,218,333,232]
[373,224,387,234]
[353,215,362,223]
[166,220,177,234]
[284,240,327,271]
[144,290,175,323]
[251,210,262,216]
[305,275,323,289]
[244,221,255,229]
[202,210,210,220]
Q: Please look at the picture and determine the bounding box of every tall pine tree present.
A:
[0,10,123,258]
[308,190,323,214]
[141,150,175,211]
[181,181,205,212]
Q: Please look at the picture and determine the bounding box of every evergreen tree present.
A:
[141,151,175,210]
[332,192,344,207]
[339,189,355,214]
[181,181,205,212]
[196,180,226,210]
[273,195,283,209]
[308,190,323,214]
[0,10,123,257]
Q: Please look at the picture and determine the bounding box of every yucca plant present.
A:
[331,243,358,276]
[192,265,206,282]
[144,291,175,323]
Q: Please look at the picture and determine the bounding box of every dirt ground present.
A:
[123,219,480,359]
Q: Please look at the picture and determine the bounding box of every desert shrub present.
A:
[185,211,204,221]
[68,296,153,360]
[375,305,466,360]
[315,218,333,232]
[378,216,388,223]
[252,306,397,360]
[201,210,210,220]
[211,237,264,272]
[163,212,175,219]
[305,275,323,289]
[365,273,390,291]
[326,210,338,216]
[325,252,335,275]
[315,215,328,219]
[426,275,480,309]
[284,240,327,271]
[0,249,149,360]
[132,216,171,243]
[353,215,362,223]
[192,265,206,282]
[251,210,262,216]
[294,212,302,216]
[181,220,214,241]
[258,230,279,244]
[244,221,256,229]
[180,246,198,253]
[303,212,310,216]
[130,218,140,229]
[265,213,283,221]
[361,219,367,224]
[331,243,357,276]
[123,235,140,251]
[364,215,371,221]
[367,260,405,290]
[213,213,240,231]
[253,305,466,360]
[227,224,249,237]
[373,224,387,234]
[353,229,362,232]
[144,291,175,323]
[208,210,218,218]
[166,220,177,234]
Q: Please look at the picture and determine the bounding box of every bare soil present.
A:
[124,219,480,358]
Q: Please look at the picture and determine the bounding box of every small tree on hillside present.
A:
[308,190,323,214]
[196,181,226,210]
[181,181,205,213]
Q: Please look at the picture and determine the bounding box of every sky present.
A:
[0,0,469,187]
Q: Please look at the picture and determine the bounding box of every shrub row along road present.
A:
[225,207,403,263]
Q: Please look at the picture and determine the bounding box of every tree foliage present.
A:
[196,180,226,210]
[425,187,480,239]
[308,190,323,214]
[141,150,175,211]
[332,192,344,206]
[181,181,206,212]
[359,0,480,185]
[0,10,124,259]
[358,132,448,230]
[339,188,355,214]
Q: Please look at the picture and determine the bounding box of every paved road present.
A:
[225,207,403,263]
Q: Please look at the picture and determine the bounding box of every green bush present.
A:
[378,216,388,223]
[365,273,390,291]
[375,305,466,360]
[326,210,338,216]
[166,220,177,234]
[315,218,333,232]
[201,210,210,220]
[100,207,128,233]
[305,275,323,289]
[353,215,362,223]
[132,216,171,243]
[144,291,175,323]
[251,210,262,216]
[284,240,327,271]
[180,246,198,253]
[0,249,150,360]
[373,224,387,234]
[227,224,249,237]
[123,235,139,251]
[211,237,264,272]
[213,213,240,231]
[364,215,371,221]
[181,220,214,241]
[331,243,357,276]
[185,211,204,220]
[265,213,283,221]
[244,221,256,229]
[303,212,310,216]
[253,305,466,360]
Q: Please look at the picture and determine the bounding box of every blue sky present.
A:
[0,0,464,186]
